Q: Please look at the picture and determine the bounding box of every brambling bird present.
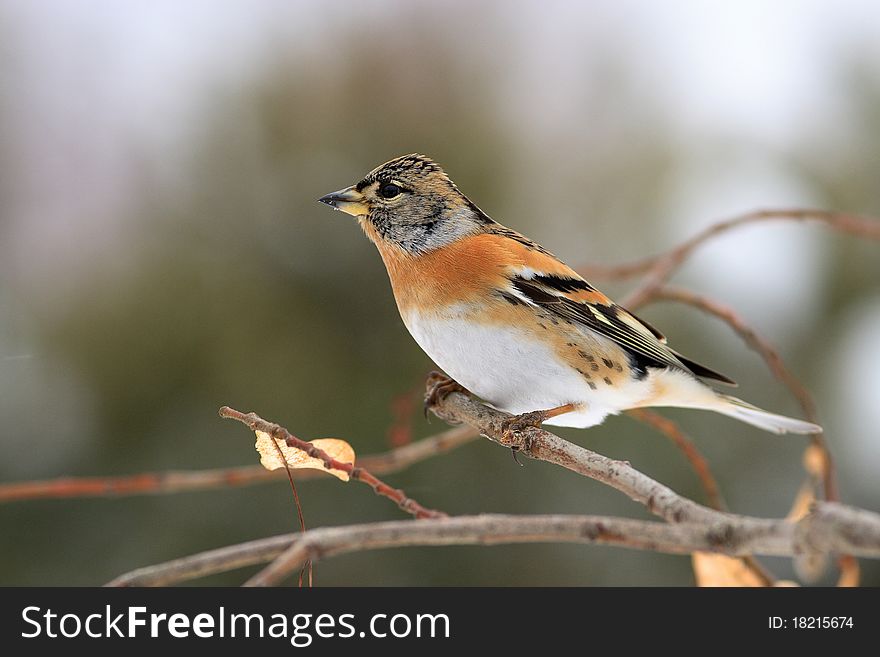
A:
[319,154,820,436]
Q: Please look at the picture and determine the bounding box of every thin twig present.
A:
[623,210,878,308]
[0,425,477,503]
[578,209,880,290]
[219,406,447,519]
[627,409,727,511]
[649,285,835,499]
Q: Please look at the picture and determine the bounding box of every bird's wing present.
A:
[487,229,736,385]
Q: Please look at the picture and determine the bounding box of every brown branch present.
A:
[106,503,880,587]
[577,209,880,292]
[219,406,447,519]
[0,425,477,503]
[650,285,835,501]
[627,409,727,511]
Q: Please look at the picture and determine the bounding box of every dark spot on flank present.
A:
[538,323,547,329]
[602,358,613,368]
[566,342,576,347]
[549,317,559,325]
[575,368,585,375]
[577,350,590,360]
[603,377,613,386]
[615,364,623,372]
[590,363,599,372]
[588,382,597,390]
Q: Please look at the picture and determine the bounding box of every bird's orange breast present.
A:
[369,232,506,313]
[364,229,582,314]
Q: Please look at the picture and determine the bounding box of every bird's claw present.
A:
[423,371,467,419]
[499,410,550,457]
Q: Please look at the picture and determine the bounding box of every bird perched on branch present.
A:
[319,154,820,436]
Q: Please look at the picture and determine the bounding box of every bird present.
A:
[318,154,821,436]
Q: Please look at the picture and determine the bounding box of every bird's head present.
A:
[318,154,492,254]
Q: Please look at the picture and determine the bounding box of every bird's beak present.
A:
[317,185,368,217]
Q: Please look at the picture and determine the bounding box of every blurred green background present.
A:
[1,0,878,586]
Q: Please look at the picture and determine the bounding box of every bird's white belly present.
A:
[403,309,641,428]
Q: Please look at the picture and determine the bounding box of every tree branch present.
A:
[104,381,880,587]
[577,209,880,289]
[0,425,476,503]
[626,408,727,512]
[106,502,880,587]
[428,389,729,525]
[649,285,835,499]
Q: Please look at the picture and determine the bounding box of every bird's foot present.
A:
[500,410,550,448]
[424,371,469,418]
[499,403,578,454]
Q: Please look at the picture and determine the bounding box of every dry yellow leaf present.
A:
[692,553,766,587]
[255,430,355,481]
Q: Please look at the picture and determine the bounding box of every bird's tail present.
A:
[638,369,821,435]
[711,394,821,435]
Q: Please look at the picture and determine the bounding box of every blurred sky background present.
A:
[1,0,878,586]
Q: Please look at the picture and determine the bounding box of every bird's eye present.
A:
[379,183,401,199]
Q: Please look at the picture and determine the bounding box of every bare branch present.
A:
[0,425,477,504]
[428,389,729,525]
[0,467,283,503]
[105,378,880,587]
[106,503,880,587]
[627,408,727,511]
[649,285,836,499]
[577,209,880,291]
